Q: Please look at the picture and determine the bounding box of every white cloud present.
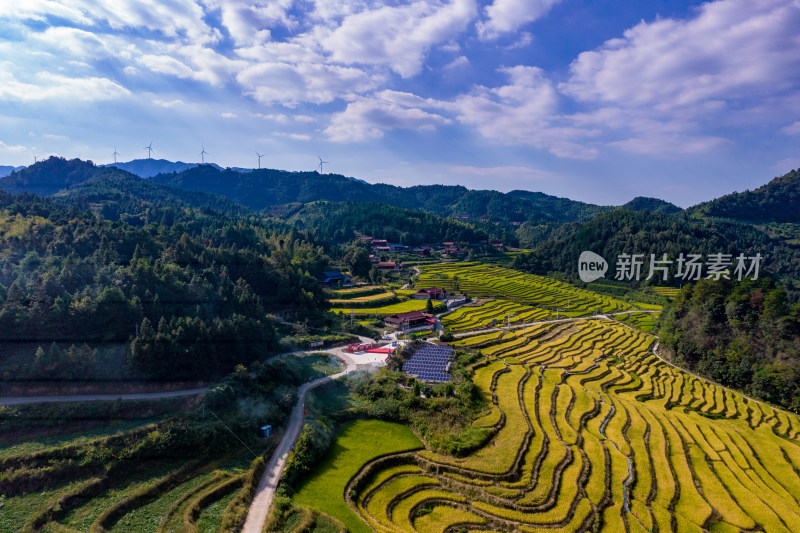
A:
[0,71,130,102]
[254,113,316,124]
[609,134,731,155]
[33,27,114,60]
[6,0,219,44]
[507,32,533,49]
[275,132,312,141]
[477,0,561,40]
[307,0,369,22]
[220,112,237,118]
[561,0,800,112]
[322,0,477,77]
[0,1,94,26]
[238,62,381,106]
[138,54,195,79]
[324,96,452,142]
[783,121,800,135]
[153,98,185,107]
[444,55,469,70]
[325,69,599,157]
[554,0,800,156]
[0,140,27,153]
[451,66,598,158]
[204,0,296,45]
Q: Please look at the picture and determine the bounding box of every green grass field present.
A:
[292,419,423,533]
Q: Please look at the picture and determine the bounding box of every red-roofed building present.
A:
[377,261,403,271]
[384,310,434,329]
[412,287,447,300]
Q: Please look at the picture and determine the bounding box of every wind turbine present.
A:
[317,155,329,173]
[200,144,208,164]
[256,152,264,169]
[112,146,120,164]
[145,142,153,159]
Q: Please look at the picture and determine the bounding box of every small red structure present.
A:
[347,343,374,352]
[366,347,396,355]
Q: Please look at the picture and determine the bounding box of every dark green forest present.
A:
[658,279,800,410]
[690,168,800,223]
[0,185,329,380]
[148,164,608,225]
[283,201,511,246]
[513,209,800,291]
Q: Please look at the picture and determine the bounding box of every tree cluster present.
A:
[659,278,800,410]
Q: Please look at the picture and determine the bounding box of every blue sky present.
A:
[0,0,798,207]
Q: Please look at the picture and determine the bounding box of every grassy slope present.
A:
[292,419,423,533]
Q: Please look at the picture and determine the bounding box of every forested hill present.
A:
[150,164,607,225]
[283,201,513,246]
[55,170,251,225]
[513,209,800,288]
[0,156,134,196]
[0,188,330,380]
[689,168,800,223]
[621,196,682,214]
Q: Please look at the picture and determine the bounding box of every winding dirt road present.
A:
[242,347,358,533]
[0,387,209,406]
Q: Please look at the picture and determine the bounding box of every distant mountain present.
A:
[0,165,25,178]
[0,156,128,196]
[689,168,800,223]
[0,158,245,220]
[151,165,607,225]
[621,196,682,214]
[105,158,223,178]
[54,171,250,226]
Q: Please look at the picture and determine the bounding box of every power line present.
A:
[204,404,260,459]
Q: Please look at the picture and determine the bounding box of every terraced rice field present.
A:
[416,263,647,316]
[330,285,386,296]
[442,299,552,332]
[329,290,398,307]
[611,311,659,332]
[0,424,266,533]
[652,286,680,299]
[311,319,800,532]
[330,299,445,316]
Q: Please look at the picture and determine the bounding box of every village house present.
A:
[316,270,351,287]
[377,261,403,271]
[412,287,447,300]
[384,310,434,329]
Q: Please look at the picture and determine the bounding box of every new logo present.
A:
[578,251,607,283]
